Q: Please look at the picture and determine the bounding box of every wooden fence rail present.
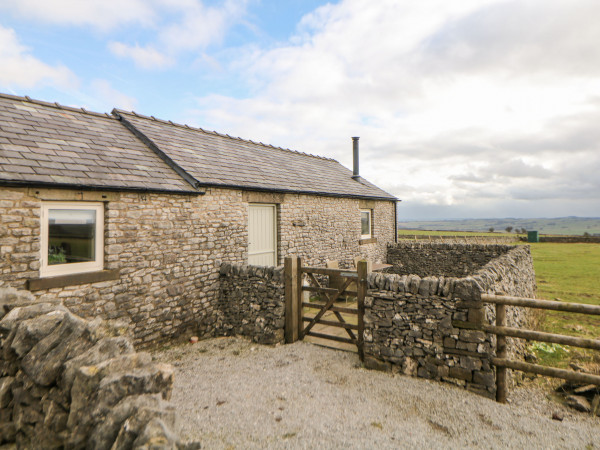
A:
[479,294,600,403]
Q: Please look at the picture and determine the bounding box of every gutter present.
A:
[193,182,398,202]
[0,180,203,196]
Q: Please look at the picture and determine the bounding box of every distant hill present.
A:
[397,217,600,236]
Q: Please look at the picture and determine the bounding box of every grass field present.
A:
[528,243,600,369]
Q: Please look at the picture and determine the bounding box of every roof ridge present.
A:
[0,92,113,119]
[113,108,338,162]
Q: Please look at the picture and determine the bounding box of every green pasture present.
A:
[529,243,600,368]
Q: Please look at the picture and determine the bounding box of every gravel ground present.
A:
[153,337,599,449]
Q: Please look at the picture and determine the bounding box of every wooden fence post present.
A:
[296,257,303,340]
[284,257,299,343]
[496,303,507,403]
[357,260,368,362]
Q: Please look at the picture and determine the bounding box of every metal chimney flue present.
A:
[352,136,360,179]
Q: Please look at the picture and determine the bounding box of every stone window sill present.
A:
[27,269,120,291]
[359,238,377,245]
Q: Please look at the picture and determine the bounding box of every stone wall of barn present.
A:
[0,186,396,347]
[278,195,396,268]
[0,186,246,347]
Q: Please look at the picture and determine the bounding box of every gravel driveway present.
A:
[154,337,599,449]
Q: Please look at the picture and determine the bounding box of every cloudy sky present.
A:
[1,0,599,220]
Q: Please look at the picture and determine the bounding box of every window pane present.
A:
[361,211,370,236]
[48,209,96,265]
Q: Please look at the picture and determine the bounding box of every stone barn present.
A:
[0,93,398,346]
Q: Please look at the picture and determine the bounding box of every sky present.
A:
[1,0,599,220]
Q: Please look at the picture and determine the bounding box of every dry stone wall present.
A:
[0,287,195,449]
[216,264,285,344]
[535,236,600,243]
[387,242,513,278]
[364,274,497,397]
[399,235,515,245]
[1,186,396,347]
[471,245,536,366]
[364,245,536,398]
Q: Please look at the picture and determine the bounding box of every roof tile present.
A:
[0,94,195,192]
[116,110,396,200]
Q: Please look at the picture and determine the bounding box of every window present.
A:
[40,202,104,277]
[360,209,372,239]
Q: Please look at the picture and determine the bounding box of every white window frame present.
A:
[40,202,104,278]
[360,209,372,239]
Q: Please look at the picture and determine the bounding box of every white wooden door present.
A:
[248,204,277,266]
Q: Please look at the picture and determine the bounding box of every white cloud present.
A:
[159,0,247,52]
[184,0,600,218]
[108,42,173,69]
[0,25,78,89]
[2,0,249,69]
[0,0,155,31]
[419,0,600,77]
[107,0,248,68]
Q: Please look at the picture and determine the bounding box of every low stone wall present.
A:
[364,275,496,397]
[216,264,285,345]
[399,235,516,245]
[364,245,536,398]
[387,242,513,277]
[0,288,194,449]
[471,245,536,364]
[533,236,600,243]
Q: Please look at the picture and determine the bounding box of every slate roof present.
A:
[115,110,397,200]
[0,94,195,192]
[0,92,396,200]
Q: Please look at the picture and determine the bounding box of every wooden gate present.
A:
[284,257,367,360]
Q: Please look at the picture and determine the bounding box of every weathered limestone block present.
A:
[87,394,169,450]
[0,303,67,335]
[10,311,67,357]
[0,287,35,321]
[60,336,135,393]
[112,404,176,449]
[131,417,179,450]
[96,363,174,407]
[21,312,95,386]
[0,376,14,409]
[69,352,153,431]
